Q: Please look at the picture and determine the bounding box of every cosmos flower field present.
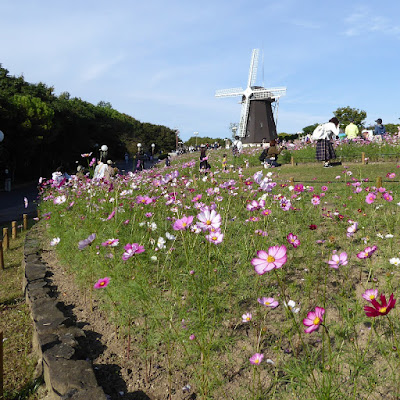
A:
[39,150,400,399]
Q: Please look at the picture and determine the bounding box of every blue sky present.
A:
[1,0,400,141]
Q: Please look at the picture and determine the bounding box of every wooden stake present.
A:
[361,152,365,165]
[11,221,17,239]
[289,177,295,185]
[0,331,3,400]
[0,241,4,270]
[291,156,295,166]
[2,229,8,251]
[37,209,41,219]
[376,176,383,188]
[23,214,28,230]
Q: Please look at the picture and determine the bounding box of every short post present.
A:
[23,214,28,230]
[361,152,365,165]
[0,330,3,399]
[11,221,17,239]
[291,156,295,166]
[289,177,295,185]
[376,176,382,188]
[37,209,41,219]
[2,229,8,251]
[0,240,4,270]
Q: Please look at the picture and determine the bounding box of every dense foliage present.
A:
[0,65,177,180]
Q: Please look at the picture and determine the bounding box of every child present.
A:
[222,154,227,170]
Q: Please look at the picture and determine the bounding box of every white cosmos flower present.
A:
[157,237,166,249]
[284,300,300,313]
[50,237,60,246]
[389,258,400,266]
[165,232,176,240]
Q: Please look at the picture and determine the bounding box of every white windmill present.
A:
[215,49,286,143]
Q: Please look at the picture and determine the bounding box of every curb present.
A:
[23,228,107,399]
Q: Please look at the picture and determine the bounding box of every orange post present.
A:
[2,229,8,251]
[11,221,17,239]
[0,241,4,270]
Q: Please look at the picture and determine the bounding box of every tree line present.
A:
[0,65,177,181]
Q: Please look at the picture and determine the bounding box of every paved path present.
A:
[0,159,159,228]
[0,181,38,228]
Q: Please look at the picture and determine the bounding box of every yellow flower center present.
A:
[267,255,275,263]
[379,307,387,314]
[206,220,211,225]
[182,222,187,227]
[264,301,270,305]
[254,359,260,364]
[212,236,217,241]
[100,282,105,286]
[369,294,375,300]
[313,317,320,325]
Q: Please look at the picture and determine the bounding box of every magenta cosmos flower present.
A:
[122,243,145,260]
[362,289,378,302]
[173,215,194,231]
[303,306,325,333]
[357,245,377,259]
[287,233,300,248]
[327,251,348,269]
[197,208,222,231]
[364,293,396,317]
[249,353,264,365]
[251,245,287,275]
[94,277,110,289]
[257,297,279,308]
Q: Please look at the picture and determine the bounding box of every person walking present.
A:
[345,119,359,140]
[374,118,386,140]
[199,145,208,173]
[315,117,340,168]
[222,154,227,170]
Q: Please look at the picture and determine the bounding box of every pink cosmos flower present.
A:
[257,297,279,308]
[242,313,252,323]
[365,193,376,204]
[107,210,116,220]
[89,157,96,167]
[24,197,28,208]
[94,277,110,289]
[261,209,272,216]
[383,192,393,202]
[173,215,194,231]
[101,239,119,247]
[386,172,396,179]
[362,289,379,303]
[347,222,358,238]
[311,195,320,206]
[249,353,264,365]
[293,184,304,193]
[136,195,153,205]
[321,186,328,191]
[197,208,222,231]
[357,245,377,259]
[122,243,145,260]
[303,306,325,333]
[251,245,287,275]
[81,152,92,157]
[327,251,348,269]
[287,233,300,248]
[205,230,224,245]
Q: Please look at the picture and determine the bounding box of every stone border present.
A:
[23,229,107,399]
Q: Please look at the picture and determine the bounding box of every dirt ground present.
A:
[41,248,197,400]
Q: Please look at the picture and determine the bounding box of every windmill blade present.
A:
[215,87,244,98]
[238,97,251,137]
[247,49,259,88]
[252,87,287,100]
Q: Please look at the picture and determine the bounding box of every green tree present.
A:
[333,106,367,130]
[302,123,319,136]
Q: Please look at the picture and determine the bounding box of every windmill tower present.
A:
[215,49,286,144]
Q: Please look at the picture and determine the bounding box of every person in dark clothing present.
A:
[374,118,386,138]
[263,140,285,167]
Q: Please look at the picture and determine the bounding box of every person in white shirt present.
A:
[315,117,340,168]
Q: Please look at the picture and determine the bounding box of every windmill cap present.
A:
[375,118,382,123]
